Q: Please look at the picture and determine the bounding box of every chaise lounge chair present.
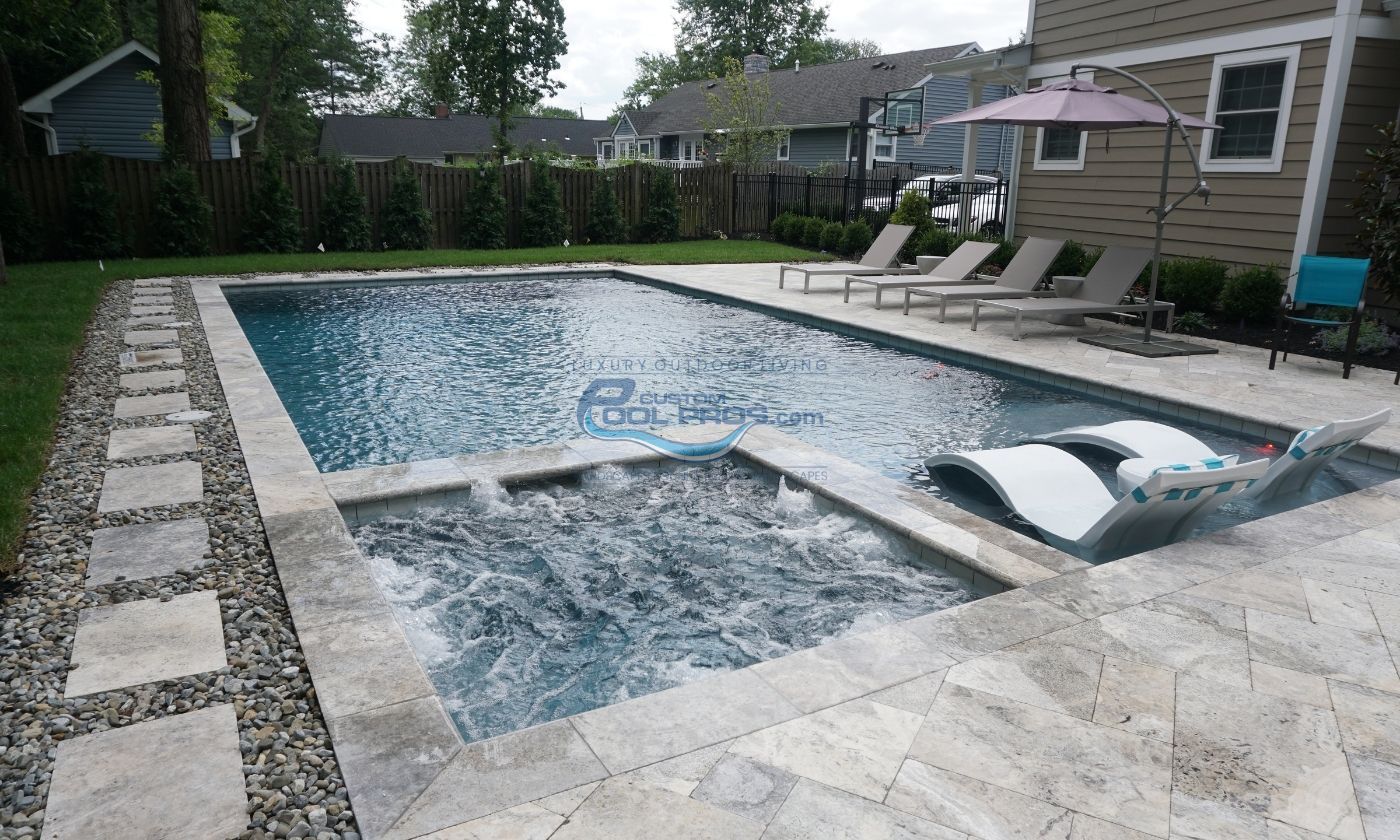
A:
[778,224,917,293]
[926,444,1267,560]
[842,240,1000,309]
[968,246,1164,340]
[1030,408,1391,502]
[900,237,1067,321]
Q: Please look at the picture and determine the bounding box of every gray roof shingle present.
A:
[318,113,613,160]
[623,44,976,135]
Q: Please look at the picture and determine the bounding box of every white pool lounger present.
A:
[1032,409,1392,502]
[926,444,1267,560]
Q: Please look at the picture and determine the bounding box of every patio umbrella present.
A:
[931,68,1223,356]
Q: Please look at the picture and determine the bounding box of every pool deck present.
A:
[39,262,1400,840]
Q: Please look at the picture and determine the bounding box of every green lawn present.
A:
[0,239,822,573]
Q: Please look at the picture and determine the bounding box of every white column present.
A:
[960,82,984,235]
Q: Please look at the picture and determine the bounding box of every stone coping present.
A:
[191,266,1400,840]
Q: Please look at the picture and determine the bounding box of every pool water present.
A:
[228,275,1391,538]
[351,461,976,743]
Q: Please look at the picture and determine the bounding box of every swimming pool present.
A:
[227,274,1392,537]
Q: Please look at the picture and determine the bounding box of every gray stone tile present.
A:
[1330,680,1400,765]
[867,670,947,715]
[387,720,609,840]
[1042,604,1252,688]
[1260,535,1400,598]
[945,640,1103,720]
[119,369,186,391]
[249,470,338,517]
[124,329,179,346]
[731,698,923,800]
[765,778,967,840]
[1245,608,1400,693]
[1091,656,1174,742]
[572,668,799,774]
[453,444,589,483]
[547,776,761,840]
[564,436,666,467]
[235,418,318,476]
[1172,674,1363,839]
[119,348,182,368]
[44,704,246,840]
[1143,512,1357,584]
[1348,754,1400,840]
[297,610,434,720]
[752,624,954,713]
[909,683,1172,837]
[1180,570,1310,621]
[326,696,460,840]
[1250,661,1332,710]
[626,741,731,796]
[885,760,1073,840]
[114,391,191,418]
[1140,591,1246,631]
[901,589,1084,662]
[533,781,600,817]
[1027,555,1195,620]
[66,590,226,696]
[1067,814,1156,840]
[1301,578,1380,634]
[134,278,173,286]
[129,304,175,316]
[692,753,798,824]
[417,804,563,840]
[97,461,203,512]
[127,314,179,327]
[1311,487,1400,528]
[106,425,197,459]
[86,518,208,587]
[1370,591,1400,640]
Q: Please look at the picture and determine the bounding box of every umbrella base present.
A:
[1078,334,1218,357]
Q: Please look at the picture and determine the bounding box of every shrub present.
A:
[784,214,807,245]
[1314,318,1399,355]
[1159,256,1227,313]
[842,218,874,257]
[382,158,433,250]
[964,235,1017,270]
[0,172,41,263]
[150,163,212,257]
[912,227,956,258]
[770,211,798,243]
[461,164,507,249]
[584,175,626,245]
[1173,311,1215,335]
[1219,265,1284,324]
[66,147,125,259]
[1353,121,1399,299]
[319,158,371,251]
[889,190,934,261]
[635,169,680,243]
[521,163,568,246]
[1048,240,1089,278]
[819,221,844,252]
[801,216,825,249]
[241,153,301,253]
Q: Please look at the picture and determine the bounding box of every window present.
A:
[1203,45,1299,173]
[1032,72,1090,171]
[599,142,613,160]
[637,139,652,158]
[874,132,895,161]
[776,133,790,161]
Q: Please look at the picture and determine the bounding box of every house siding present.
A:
[786,126,851,170]
[47,53,235,160]
[898,78,1016,172]
[1013,41,1330,268]
[614,114,637,138]
[1032,0,1336,62]
[1317,37,1400,257]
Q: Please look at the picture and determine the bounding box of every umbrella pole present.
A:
[1144,121,1173,343]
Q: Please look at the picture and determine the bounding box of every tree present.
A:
[702,57,786,167]
[675,0,829,77]
[584,176,626,244]
[151,163,212,256]
[382,158,433,250]
[156,0,213,162]
[621,51,690,109]
[242,153,301,252]
[319,158,371,251]
[635,171,680,243]
[66,148,125,259]
[1354,121,1400,300]
[460,164,506,249]
[521,162,567,246]
[0,170,40,263]
[790,37,882,66]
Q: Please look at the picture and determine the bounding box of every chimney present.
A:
[433,102,450,119]
[743,53,770,74]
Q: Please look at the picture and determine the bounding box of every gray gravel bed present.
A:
[0,277,360,840]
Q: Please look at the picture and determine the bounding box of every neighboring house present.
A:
[19,40,255,160]
[318,111,613,164]
[922,0,1400,276]
[598,46,1018,173]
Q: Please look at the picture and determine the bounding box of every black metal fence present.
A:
[733,169,1009,239]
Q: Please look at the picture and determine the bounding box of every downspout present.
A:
[229,119,257,159]
[22,114,58,155]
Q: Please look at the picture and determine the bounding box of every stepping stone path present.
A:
[47,279,248,839]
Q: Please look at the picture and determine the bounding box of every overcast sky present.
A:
[352,0,1030,118]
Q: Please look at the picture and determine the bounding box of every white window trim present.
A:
[599,141,614,159]
[874,131,896,162]
[1033,71,1091,171]
[776,132,790,161]
[1202,44,1300,174]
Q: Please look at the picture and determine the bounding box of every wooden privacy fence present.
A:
[4,155,740,257]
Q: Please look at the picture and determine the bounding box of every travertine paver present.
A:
[550,777,762,840]
[123,329,179,346]
[119,368,186,391]
[691,753,798,823]
[65,590,226,696]
[886,760,1074,839]
[296,611,434,720]
[96,461,202,512]
[766,779,963,840]
[86,518,209,587]
[417,804,562,840]
[129,304,175,315]
[626,742,731,796]
[119,347,182,367]
[106,424,196,459]
[113,390,190,418]
[43,704,246,840]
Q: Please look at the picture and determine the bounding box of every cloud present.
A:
[352,0,1029,118]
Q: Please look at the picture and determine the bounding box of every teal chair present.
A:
[1269,256,1369,380]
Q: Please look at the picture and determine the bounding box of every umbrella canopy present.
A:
[930,78,1221,131]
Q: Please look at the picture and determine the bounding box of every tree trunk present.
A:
[251,47,286,153]
[156,0,211,163]
[116,0,135,42]
[0,47,28,161]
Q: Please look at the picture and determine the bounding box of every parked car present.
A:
[863,173,1004,237]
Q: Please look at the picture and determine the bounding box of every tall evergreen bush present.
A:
[382,158,433,250]
[461,164,507,249]
[241,153,301,253]
[0,172,41,263]
[150,164,212,257]
[319,158,371,252]
[584,175,627,244]
[635,170,680,243]
[522,162,568,247]
[66,147,125,259]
